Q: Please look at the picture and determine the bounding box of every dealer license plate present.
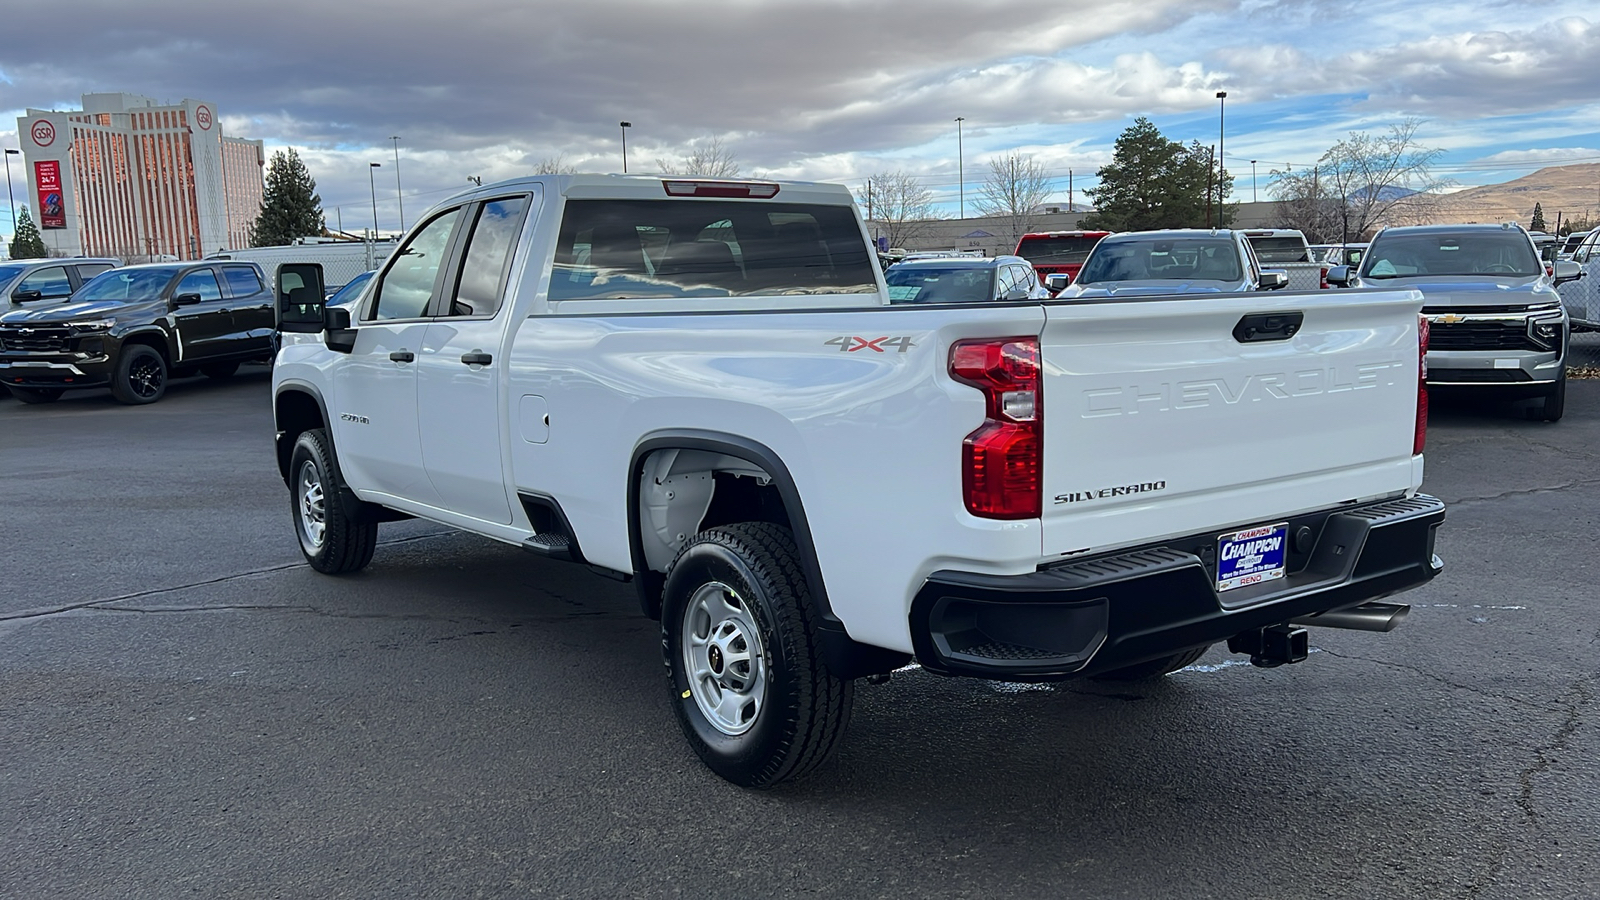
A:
[1216,523,1289,593]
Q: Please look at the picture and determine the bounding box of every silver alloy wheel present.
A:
[296,459,327,551]
[682,581,767,736]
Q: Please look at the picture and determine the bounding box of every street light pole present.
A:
[954,116,965,220]
[4,148,18,238]
[620,122,632,174]
[369,162,382,241]
[389,136,404,232]
[1216,91,1227,223]
[1250,159,1258,204]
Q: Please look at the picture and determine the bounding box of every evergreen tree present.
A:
[249,148,325,247]
[1081,118,1230,232]
[9,206,48,259]
[1530,203,1546,232]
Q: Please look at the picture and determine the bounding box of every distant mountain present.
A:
[1347,184,1419,203]
[1429,162,1600,228]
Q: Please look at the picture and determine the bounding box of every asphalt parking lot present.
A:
[2,369,1597,899]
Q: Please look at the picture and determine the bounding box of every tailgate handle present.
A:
[1233,312,1304,343]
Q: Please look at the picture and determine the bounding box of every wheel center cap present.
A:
[708,644,724,674]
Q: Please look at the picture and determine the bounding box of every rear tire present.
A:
[663,523,852,788]
[201,361,239,379]
[111,345,167,404]
[1092,644,1212,682]
[10,387,64,404]
[289,428,378,574]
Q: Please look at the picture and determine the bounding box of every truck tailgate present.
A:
[1040,289,1423,560]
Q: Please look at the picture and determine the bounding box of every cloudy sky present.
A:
[3,0,1598,235]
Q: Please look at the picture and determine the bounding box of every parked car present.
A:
[884,255,1048,303]
[1242,229,1327,290]
[1012,230,1110,286]
[326,268,376,307]
[1,257,121,305]
[1320,243,1369,271]
[1557,230,1592,260]
[1554,229,1599,330]
[270,174,1443,787]
[1052,229,1288,298]
[0,260,275,404]
[1328,223,1581,421]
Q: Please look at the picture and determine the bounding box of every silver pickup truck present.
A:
[1329,223,1583,421]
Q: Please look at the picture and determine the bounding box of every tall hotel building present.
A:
[18,93,265,260]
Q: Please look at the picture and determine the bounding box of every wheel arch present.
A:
[628,429,908,679]
[274,380,331,486]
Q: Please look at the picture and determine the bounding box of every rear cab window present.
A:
[1246,235,1311,263]
[547,199,877,310]
[1015,235,1102,266]
[221,265,264,298]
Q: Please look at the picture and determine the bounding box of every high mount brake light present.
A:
[950,337,1042,519]
[1415,315,1429,456]
[662,180,780,199]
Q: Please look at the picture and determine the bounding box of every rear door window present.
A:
[445,196,529,317]
[72,263,116,283]
[549,200,876,301]
[221,265,264,298]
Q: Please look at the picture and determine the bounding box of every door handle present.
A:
[389,350,415,363]
[460,351,492,366]
[219,308,232,314]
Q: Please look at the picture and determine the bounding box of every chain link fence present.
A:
[1570,332,1600,375]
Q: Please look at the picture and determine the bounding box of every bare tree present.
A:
[1271,119,1451,241]
[534,154,578,175]
[658,136,741,178]
[857,171,936,249]
[974,154,1053,245]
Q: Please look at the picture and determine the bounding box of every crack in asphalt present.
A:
[1445,477,1600,507]
[1516,680,1592,822]
[1314,648,1542,710]
[0,530,453,624]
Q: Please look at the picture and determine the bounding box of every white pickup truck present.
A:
[271,175,1445,787]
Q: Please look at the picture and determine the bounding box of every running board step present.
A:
[522,533,575,561]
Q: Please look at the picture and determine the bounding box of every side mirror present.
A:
[1326,265,1354,287]
[10,289,43,303]
[276,263,327,333]
[1552,260,1581,286]
[1259,270,1290,291]
[1045,273,1071,292]
[171,292,203,307]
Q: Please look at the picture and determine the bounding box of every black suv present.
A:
[0,260,275,404]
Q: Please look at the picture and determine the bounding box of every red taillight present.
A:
[1414,315,1429,455]
[662,180,780,198]
[950,338,1041,519]
[1320,266,1330,289]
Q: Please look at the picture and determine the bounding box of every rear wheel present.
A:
[201,361,239,379]
[111,345,167,404]
[663,523,852,788]
[289,428,378,574]
[10,387,64,404]
[1092,644,1212,682]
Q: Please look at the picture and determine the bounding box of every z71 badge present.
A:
[824,336,915,353]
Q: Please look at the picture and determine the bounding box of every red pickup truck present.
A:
[1014,231,1111,287]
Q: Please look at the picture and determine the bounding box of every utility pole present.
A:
[3,148,19,237]
[1250,160,1258,204]
[1216,91,1227,222]
[1206,146,1215,228]
[619,122,632,174]
[1069,170,1074,212]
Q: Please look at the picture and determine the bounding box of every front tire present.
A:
[111,345,167,404]
[663,523,852,788]
[1528,369,1565,422]
[10,387,64,404]
[289,428,377,574]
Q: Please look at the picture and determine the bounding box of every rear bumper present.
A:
[910,494,1445,680]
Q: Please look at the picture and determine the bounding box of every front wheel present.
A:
[289,428,377,574]
[10,387,64,404]
[1527,369,1565,422]
[111,345,167,404]
[663,523,852,788]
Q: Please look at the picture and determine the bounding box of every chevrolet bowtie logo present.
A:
[1431,314,1467,325]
